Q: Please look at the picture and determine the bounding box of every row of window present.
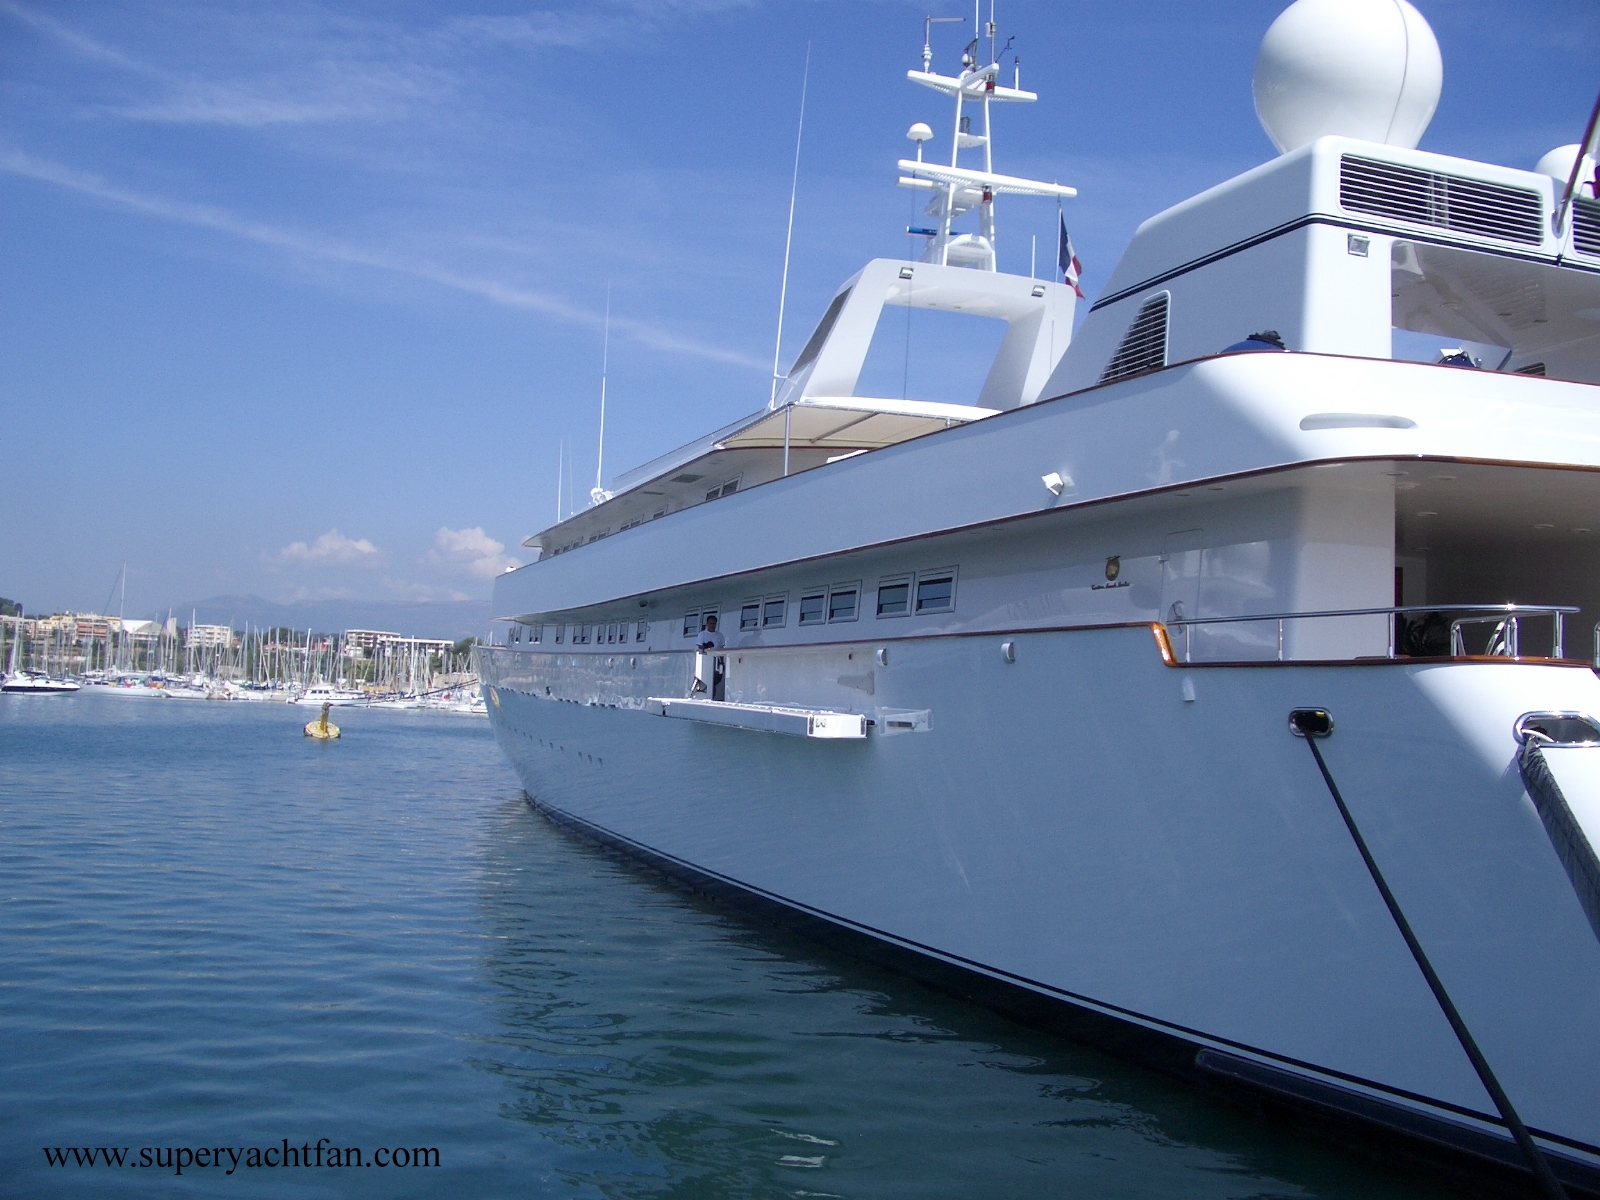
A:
[694,570,957,637]
[505,569,958,648]
[508,621,646,646]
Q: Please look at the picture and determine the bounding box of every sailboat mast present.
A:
[592,284,611,505]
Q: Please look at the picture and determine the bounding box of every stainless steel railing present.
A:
[1164,604,1578,664]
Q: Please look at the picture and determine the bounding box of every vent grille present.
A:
[1339,155,1543,245]
[1514,362,1547,377]
[1573,197,1600,256]
[1101,292,1170,383]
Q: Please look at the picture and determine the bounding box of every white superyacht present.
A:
[479,1,1600,1189]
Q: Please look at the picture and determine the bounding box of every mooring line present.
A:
[1288,709,1568,1200]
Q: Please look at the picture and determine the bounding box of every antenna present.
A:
[556,437,563,524]
[591,285,611,506]
[922,14,965,73]
[770,42,811,409]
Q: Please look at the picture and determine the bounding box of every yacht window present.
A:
[531,625,542,644]
[720,479,738,497]
[798,591,826,626]
[635,622,647,643]
[876,576,910,618]
[683,611,700,638]
[740,600,761,631]
[611,623,622,644]
[789,287,853,377]
[762,594,787,628]
[554,625,564,644]
[916,571,956,614]
[828,584,860,623]
[574,625,590,645]
[700,608,718,632]
[653,508,667,520]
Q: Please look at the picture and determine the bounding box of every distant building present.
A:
[185,623,233,649]
[343,629,452,659]
[344,629,403,653]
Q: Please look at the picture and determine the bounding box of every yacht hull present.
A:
[480,628,1600,1189]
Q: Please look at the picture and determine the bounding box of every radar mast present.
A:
[899,4,1076,271]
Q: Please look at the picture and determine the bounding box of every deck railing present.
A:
[1164,604,1578,665]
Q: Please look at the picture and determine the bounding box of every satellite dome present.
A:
[1253,0,1442,155]
[1536,144,1596,191]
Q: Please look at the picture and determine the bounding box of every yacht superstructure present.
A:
[479,2,1600,1190]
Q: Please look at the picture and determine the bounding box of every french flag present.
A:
[1057,211,1084,298]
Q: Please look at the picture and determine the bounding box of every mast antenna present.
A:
[591,285,611,505]
[922,14,965,73]
[770,42,811,409]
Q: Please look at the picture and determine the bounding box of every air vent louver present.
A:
[1101,292,1170,383]
[1339,155,1543,245]
[1573,197,1600,257]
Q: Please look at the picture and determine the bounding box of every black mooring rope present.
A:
[1290,710,1568,1200]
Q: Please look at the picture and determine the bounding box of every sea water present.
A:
[0,691,1452,1198]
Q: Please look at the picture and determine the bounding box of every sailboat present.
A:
[1,615,80,693]
[477,1,1600,1188]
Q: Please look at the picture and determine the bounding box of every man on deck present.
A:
[692,614,725,701]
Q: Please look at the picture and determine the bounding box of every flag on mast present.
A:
[1057,210,1084,298]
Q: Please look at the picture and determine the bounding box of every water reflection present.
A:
[473,798,1451,1199]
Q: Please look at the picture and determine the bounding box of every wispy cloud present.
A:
[3,0,759,129]
[1,0,430,127]
[440,1,757,51]
[274,529,381,567]
[0,148,765,367]
[426,527,521,580]
[0,1,151,73]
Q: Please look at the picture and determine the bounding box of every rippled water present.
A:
[0,692,1452,1198]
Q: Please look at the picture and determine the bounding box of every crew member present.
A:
[693,615,726,700]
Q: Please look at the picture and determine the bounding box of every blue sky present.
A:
[1,0,1594,618]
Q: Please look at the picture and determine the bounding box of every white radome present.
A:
[1537,143,1597,188]
[1253,0,1442,155]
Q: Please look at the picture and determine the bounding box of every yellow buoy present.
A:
[303,701,341,740]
